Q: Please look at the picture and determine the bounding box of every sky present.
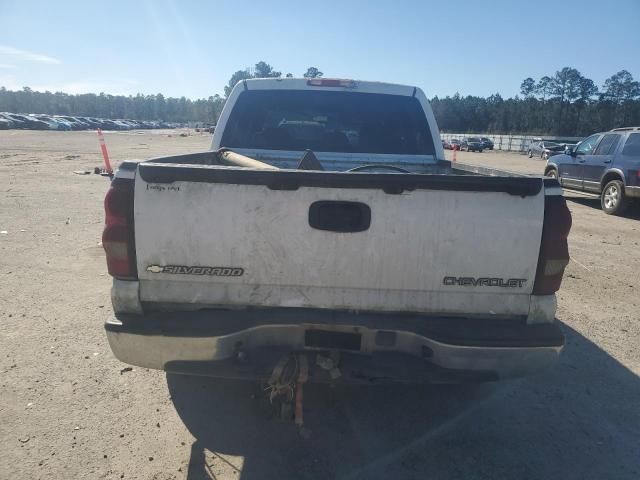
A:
[0,0,639,100]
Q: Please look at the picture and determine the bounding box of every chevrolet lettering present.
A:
[443,276,527,288]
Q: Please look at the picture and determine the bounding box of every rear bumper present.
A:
[105,308,564,383]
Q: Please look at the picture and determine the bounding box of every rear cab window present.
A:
[220,90,436,155]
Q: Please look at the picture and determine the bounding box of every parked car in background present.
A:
[0,112,180,131]
[0,113,20,128]
[545,127,640,215]
[461,137,484,152]
[441,138,451,149]
[52,117,75,130]
[73,117,93,129]
[57,116,86,129]
[77,117,102,129]
[117,119,137,129]
[113,120,132,130]
[3,113,49,129]
[449,138,461,150]
[528,140,566,160]
[99,119,122,130]
[480,137,494,150]
[53,116,86,130]
[30,114,72,130]
[1,113,24,128]
[29,115,56,130]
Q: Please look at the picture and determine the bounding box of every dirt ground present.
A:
[1,131,639,480]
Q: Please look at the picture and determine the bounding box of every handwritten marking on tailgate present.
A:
[146,184,180,192]
[146,265,244,277]
[443,277,527,288]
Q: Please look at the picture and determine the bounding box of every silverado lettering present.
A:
[146,265,244,277]
[443,276,527,288]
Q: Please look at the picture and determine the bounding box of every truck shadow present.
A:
[565,194,640,219]
[167,323,640,480]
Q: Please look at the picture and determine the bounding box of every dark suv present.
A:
[544,127,640,215]
[479,137,494,150]
[461,137,484,152]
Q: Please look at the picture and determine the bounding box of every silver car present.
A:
[527,140,565,160]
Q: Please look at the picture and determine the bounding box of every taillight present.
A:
[307,78,356,88]
[532,195,572,295]
[102,179,137,280]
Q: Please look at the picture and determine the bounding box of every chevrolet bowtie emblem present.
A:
[146,265,164,273]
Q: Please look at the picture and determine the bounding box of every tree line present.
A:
[0,87,226,124]
[0,63,322,124]
[433,68,640,136]
[0,62,638,136]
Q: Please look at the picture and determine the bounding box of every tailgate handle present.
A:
[309,201,371,233]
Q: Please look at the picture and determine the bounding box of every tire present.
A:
[478,149,483,153]
[528,150,533,158]
[601,180,628,215]
[545,168,558,179]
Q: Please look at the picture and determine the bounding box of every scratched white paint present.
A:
[133,174,544,317]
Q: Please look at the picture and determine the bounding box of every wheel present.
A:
[528,150,533,158]
[601,180,628,215]
[478,149,483,153]
[545,169,558,179]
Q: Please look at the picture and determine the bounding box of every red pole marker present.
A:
[97,129,113,174]
[452,144,457,162]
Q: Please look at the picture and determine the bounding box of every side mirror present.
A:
[565,146,576,156]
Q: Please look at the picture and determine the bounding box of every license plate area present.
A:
[304,329,362,351]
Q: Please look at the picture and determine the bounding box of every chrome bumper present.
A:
[105,309,564,382]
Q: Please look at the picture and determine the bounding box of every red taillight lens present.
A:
[532,195,572,295]
[307,78,356,88]
[102,179,137,280]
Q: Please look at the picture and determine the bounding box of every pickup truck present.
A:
[103,78,571,383]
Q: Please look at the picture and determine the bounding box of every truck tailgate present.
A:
[134,163,544,317]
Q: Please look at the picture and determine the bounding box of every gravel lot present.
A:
[1,131,639,480]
